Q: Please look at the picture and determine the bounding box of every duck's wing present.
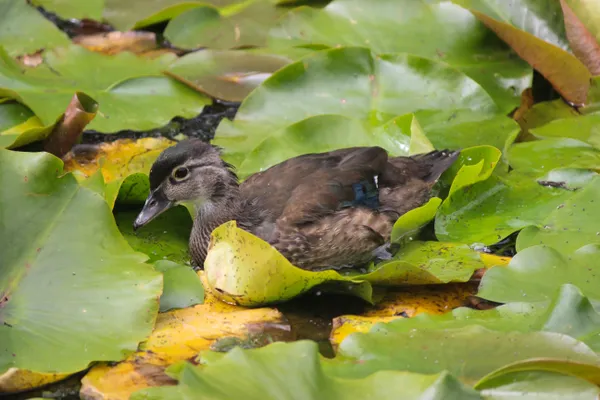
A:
[240,147,389,225]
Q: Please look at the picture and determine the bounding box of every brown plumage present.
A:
[134,139,459,270]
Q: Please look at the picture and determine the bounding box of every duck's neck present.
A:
[188,186,242,267]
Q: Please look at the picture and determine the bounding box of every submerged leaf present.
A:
[0,149,162,374]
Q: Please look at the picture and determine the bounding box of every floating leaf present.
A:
[270,0,531,111]
[164,1,284,50]
[205,221,483,306]
[560,0,600,76]
[0,45,208,133]
[30,0,104,20]
[63,137,176,208]
[436,171,574,245]
[516,178,600,254]
[166,50,291,102]
[116,207,192,265]
[530,113,600,148]
[0,369,70,394]
[330,283,477,346]
[452,0,569,49]
[0,102,48,149]
[464,9,590,104]
[0,149,162,374]
[508,138,600,174]
[132,341,481,400]
[154,261,204,312]
[0,0,69,56]
[214,46,497,170]
[478,244,600,305]
[390,197,441,243]
[81,278,291,400]
[332,326,600,383]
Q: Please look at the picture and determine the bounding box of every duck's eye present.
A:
[173,167,189,180]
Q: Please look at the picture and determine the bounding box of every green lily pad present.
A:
[351,241,484,286]
[418,110,520,152]
[478,244,600,306]
[154,260,204,312]
[0,102,46,149]
[164,1,284,50]
[234,114,432,179]
[516,177,600,254]
[0,149,163,374]
[214,46,497,170]
[132,341,481,400]
[0,45,209,133]
[30,0,104,20]
[508,138,600,174]
[269,0,531,111]
[332,326,600,383]
[204,222,483,306]
[452,0,569,49]
[116,206,192,265]
[390,197,441,243]
[531,113,600,148]
[435,170,574,245]
[103,0,209,31]
[0,0,69,57]
[478,370,600,399]
[362,284,600,351]
[165,50,291,102]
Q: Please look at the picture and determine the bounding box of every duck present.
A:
[133,139,459,271]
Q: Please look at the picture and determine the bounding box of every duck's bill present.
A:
[133,191,173,230]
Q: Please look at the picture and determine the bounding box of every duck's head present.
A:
[133,139,238,230]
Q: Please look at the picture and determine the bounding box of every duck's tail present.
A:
[409,149,461,182]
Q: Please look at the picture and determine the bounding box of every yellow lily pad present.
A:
[80,272,291,400]
[0,368,70,393]
[63,137,175,208]
[330,283,477,347]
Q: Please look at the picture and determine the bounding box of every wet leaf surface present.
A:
[0,45,209,133]
[154,261,204,312]
[0,149,162,374]
[133,341,482,400]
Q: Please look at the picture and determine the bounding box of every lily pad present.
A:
[63,137,176,208]
[508,138,600,174]
[0,0,69,57]
[164,1,285,50]
[214,46,497,169]
[0,149,163,374]
[154,261,204,312]
[116,206,192,265]
[452,0,569,49]
[0,102,46,149]
[436,171,574,245]
[516,177,600,254]
[478,244,600,306]
[269,0,532,111]
[204,221,484,306]
[234,114,432,179]
[165,50,291,102]
[459,7,590,104]
[332,326,600,383]
[132,341,481,400]
[530,113,600,148]
[0,45,209,133]
[30,0,104,20]
[81,281,291,400]
[390,197,441,243]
